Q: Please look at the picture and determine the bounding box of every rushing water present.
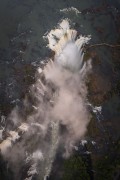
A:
[0,0,119,114]
[0,0,120,180]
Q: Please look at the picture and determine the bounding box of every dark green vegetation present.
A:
[62,155,90,180]
[0,0,120,179]
[59,45,120,179]
[50,39,120,180]
[59,139,120,180]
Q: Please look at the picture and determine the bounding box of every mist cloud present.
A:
[0,19,92,179]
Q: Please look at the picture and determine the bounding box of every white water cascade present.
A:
[0,19,92,180]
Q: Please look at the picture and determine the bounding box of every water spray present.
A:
[0,19,92,179]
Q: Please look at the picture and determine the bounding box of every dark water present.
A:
[0,0,119,114]
[0,0,120,179]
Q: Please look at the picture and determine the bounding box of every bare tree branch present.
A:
[86,43,120,49]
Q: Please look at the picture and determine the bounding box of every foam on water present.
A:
[0,19,92,179]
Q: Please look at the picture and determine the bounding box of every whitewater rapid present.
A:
[0,19,92,180]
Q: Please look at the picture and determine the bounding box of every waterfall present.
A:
[0,19,92,180]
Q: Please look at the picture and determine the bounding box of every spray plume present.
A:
[0,19,91,179]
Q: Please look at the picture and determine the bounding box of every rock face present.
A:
[89,72,111,105]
